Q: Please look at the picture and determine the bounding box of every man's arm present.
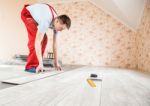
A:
[53,32,61,71]
[35,30,44,72]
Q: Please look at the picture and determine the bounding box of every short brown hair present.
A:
[57,15,71,29]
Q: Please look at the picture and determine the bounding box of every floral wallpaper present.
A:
[46,1,138,69]
[136,0,150,72]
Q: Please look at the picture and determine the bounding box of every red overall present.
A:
[21,4,56,70]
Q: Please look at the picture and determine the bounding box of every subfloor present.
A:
[0,64,149,106]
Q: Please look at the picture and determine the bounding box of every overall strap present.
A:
[45,4,57,20]
[24,4,30,7]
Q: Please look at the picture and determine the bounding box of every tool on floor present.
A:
[87,73,102,87]
[87,79,96,87]
[89,74,102,81]
[90,74,98,78]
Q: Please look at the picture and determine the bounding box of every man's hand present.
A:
[36,64,44,73]
[54,61,62,71]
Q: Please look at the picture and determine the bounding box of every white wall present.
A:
[0,0,36,62]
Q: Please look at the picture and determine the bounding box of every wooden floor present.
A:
[0,65,150,106]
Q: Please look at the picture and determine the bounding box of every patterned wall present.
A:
[136,0,150,72]
[46,1,138,69]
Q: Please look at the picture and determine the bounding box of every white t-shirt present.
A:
[27,3,57,34]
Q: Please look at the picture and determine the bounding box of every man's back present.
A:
[26,3,57,33]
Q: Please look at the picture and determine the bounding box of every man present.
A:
[21,3,71,73]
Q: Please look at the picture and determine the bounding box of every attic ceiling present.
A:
[37,0,147,31]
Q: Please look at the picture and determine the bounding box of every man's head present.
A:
[53,14,71,31]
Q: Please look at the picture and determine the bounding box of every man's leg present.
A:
[21,5,39,72]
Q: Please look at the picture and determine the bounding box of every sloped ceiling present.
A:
[89,0,147,31]
[37,0,147,31]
